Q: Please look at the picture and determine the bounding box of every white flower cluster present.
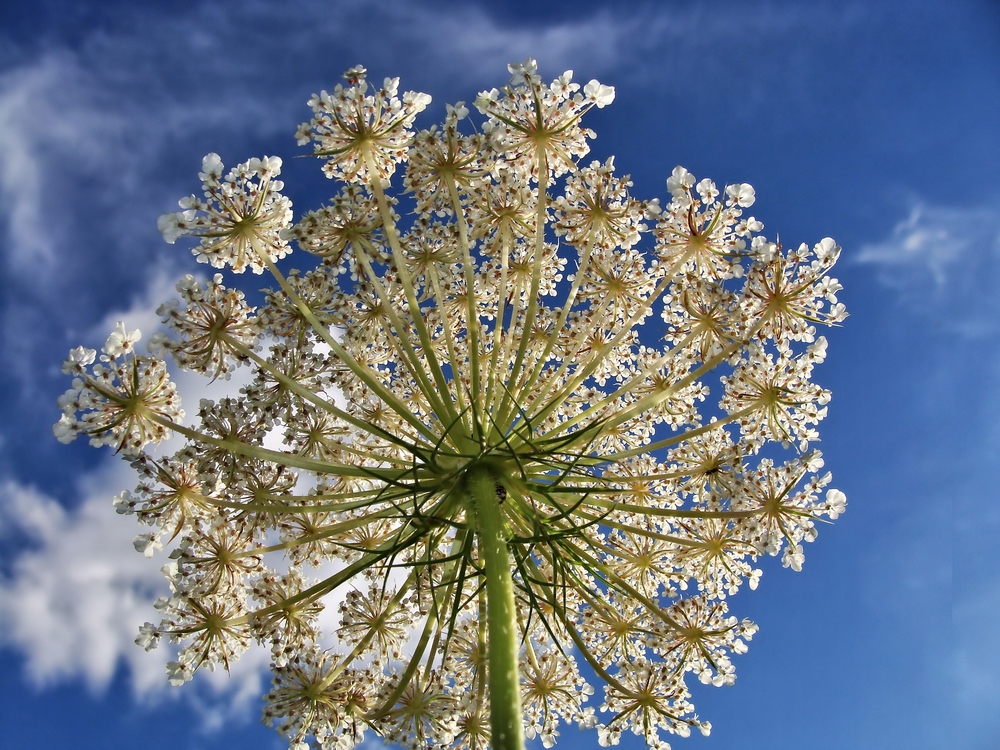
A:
[158,153,292,274]
[56,323,183,454]
[56,60,847,750]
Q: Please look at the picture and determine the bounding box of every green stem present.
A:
[466,464,524,750]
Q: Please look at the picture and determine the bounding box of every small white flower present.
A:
[666,165,695,196]
[52,413,78,444]
[343,65,367,83]
[825,488,848,519]
[696,178,719,203]
[133,532,162,558]
[135,622,160,651]
[113,490,135,515]
[166,660,194,686]
[508,56,538,80]
[551,71,578,97]
[103,322,141,359]
[446,101,469,121]
[62,346,96,374]
[782,546,805,571]
[815,236,841,263]
[583,79,615,107]
[726,182,756,207]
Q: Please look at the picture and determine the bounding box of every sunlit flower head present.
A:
[56,59,846,750]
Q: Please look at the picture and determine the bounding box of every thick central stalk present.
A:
[466,464,524,750]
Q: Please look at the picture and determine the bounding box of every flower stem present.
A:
[466,463,524,750]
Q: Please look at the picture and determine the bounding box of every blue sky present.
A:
[0,1,998,748]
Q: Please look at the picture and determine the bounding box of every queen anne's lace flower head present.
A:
[57,324,183,454]
[56,62,847,750]
[158,154,293,274]
[475,59,615,179]
[297,66,432,184]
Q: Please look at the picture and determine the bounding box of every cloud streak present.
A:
[853,196,1000,745]
[0,464,171,694]
[0,462,278,723]
[856,200,1000,337]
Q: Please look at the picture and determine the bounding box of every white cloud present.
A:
[0,457,386,726]
[0,461,274,716]
[0,52,125,272]
[855,197,1000,741]
[856,202,1000,285]
[856,201,1000,337]
[0,0,640,297]
[0,463,170,694]
[88,265,181,346]
[0,0,867,287]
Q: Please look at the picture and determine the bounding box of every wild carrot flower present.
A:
[56,59,847,750]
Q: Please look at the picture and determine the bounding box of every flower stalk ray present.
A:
[56,59,847,750]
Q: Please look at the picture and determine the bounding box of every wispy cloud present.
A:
[0,464,170,694]
[856,201,1000,337]
[0,463,278,726]
[1,0,659,428]
[0,53,124,273]
[855,196,1000,742]
[0,454,396,730]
